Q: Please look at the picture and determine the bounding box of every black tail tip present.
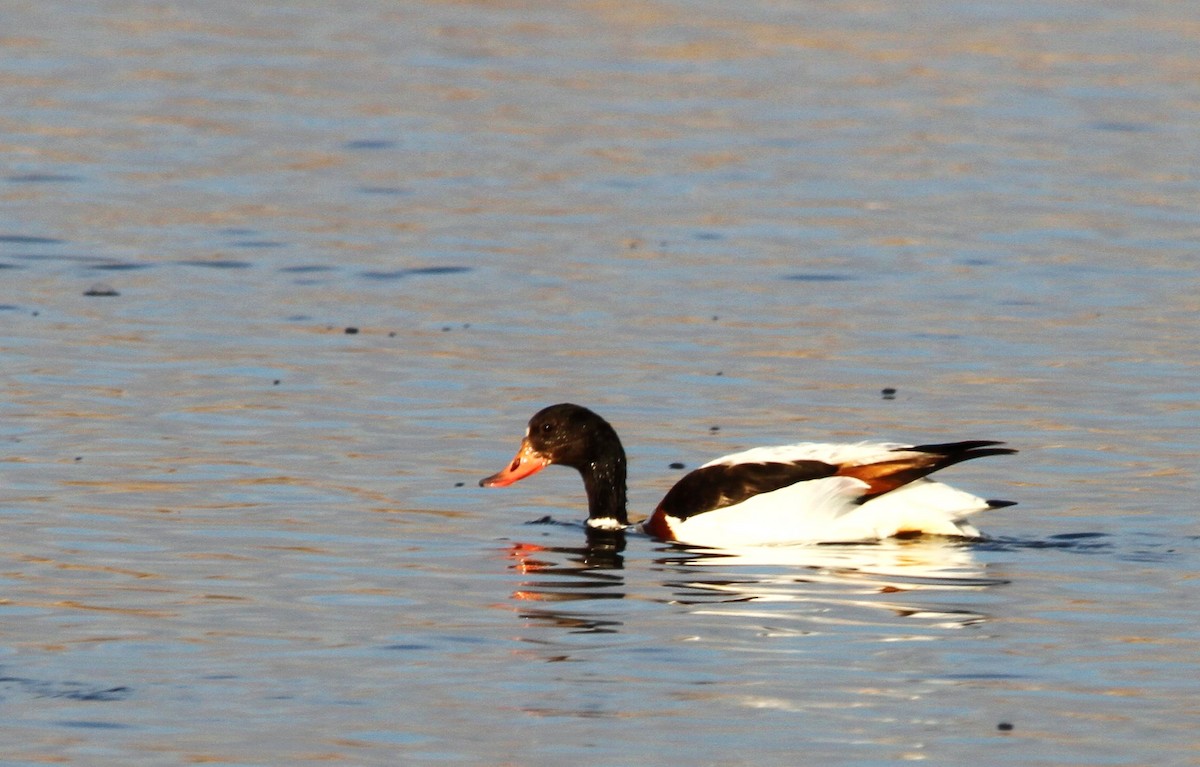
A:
[986,499,1017,510]
[905,441,1018,459]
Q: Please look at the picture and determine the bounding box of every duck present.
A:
[479,403,1016,547]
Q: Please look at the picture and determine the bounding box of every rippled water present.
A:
[3,1,1199,764]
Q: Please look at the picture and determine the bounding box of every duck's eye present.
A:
[540,422,554,434]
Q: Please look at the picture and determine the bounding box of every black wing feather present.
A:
[657,460,838,521]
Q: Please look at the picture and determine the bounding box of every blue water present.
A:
[3,1,1199,764]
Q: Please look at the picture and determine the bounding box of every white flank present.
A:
[667,450,995,547]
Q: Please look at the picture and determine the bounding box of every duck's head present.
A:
[479,403,624,487]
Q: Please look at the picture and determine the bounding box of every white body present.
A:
[652,442,994,547]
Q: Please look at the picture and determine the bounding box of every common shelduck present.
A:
[480,403,1016,547]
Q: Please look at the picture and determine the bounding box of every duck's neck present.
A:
[580,455,628,527]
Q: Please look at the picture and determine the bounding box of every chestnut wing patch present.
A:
[657,460,838,520]
[837,440,1017,503]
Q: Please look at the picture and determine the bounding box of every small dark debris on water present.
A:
[710,426,720,432]
[454,482,464,487]
[83,282,119,297]
[344,327,359,335]
[715,371,723,376]
[881,387,897,400]
[669,462,686,470]
[388,331,396,338]
[272,380,281,386]
[997,722,1014,732]
[74,456,82,462]
[441,326,451,332]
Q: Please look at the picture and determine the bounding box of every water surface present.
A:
[2,1,1199,764]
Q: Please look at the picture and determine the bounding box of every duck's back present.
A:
[644,441,1009,546]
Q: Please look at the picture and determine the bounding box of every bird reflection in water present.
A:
[506,528,628,636]
[658,538,1007,631]
[506,526,627,618]
[505,530,1010,638]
